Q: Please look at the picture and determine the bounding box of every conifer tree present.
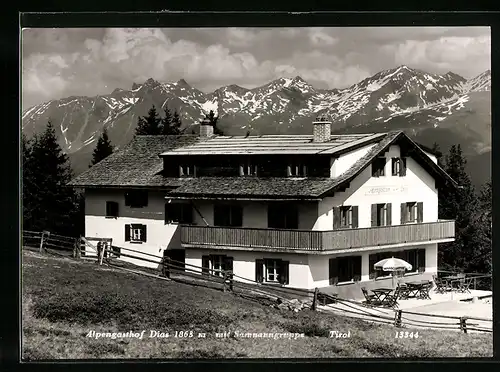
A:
[160,106,182,135]
[22,133,36,230]
[438,144,479,272]
[135,105,161,135]
[27,121,80,235]
[205,110,224,135]
[171,109,182,134]
[430,142,444,168]
[90,128,114,167]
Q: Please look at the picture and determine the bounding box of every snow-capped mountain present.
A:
[22,65,491,181]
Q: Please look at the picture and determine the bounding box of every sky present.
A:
[21,27,491,109]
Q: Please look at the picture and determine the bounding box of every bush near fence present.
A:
[22,230,492,334]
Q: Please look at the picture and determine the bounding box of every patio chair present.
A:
[456,277,473,294]
[382,287,401,308]
[397,283,410,300]
[361,287,380,306]
[418,282,432,300]
[433,277,448,293]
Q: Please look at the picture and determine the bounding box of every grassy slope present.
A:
[21,251,492,359]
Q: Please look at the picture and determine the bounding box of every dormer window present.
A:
[372,157,386,177]
[392,157,407,176]
[287,163,307,177]
[179,164,195,177]
[240,161,258,176]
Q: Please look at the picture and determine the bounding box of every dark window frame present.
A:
[287,163,307,177]
[179,164,196,177]
[259,258,289,285]
[214,204,243,227]
[239,161,258,177]
[372,157,386,177]
[124,190,148,208]
[268,204,299,229]
[376,203,390,226]
[165,203,193,224]
[105,201,119,218]
[391,157,407,176]
[125,224,147,244]
[340,206,353,228]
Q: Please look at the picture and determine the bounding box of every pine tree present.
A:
[22,133,36,230]
[160,106,182,135]
[438,144,479,272]
[135,105,161,135]
[27,121,80,235]
[473,180,492,274]
[206,110,224,135]
[431,142,444,168]
[90,128,114,167]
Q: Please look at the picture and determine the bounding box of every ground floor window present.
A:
[369,248,426,279]
[124,224,147,243]
[202,254,233,277]
[255,259,289,285]
[329,256,361,285]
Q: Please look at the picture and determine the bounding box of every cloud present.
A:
[21,27,491,109]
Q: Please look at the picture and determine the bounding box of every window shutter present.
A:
[125,224,131,241]
[255,259,264,283]
[353,256,362,281]
[140,225,147,242]
[329,258,339,285]
[279,261,289,285]
[371,204,377,227]
[400,157,407,176]
[333,207,341,229]
[352,206,359,228]
[417,202,423,223]
[224,256,234,272]
[202,255,210,276]
[184,204,193,224]
[369,254,377,279]
[232,206,243,227]
[124,192,130,206]
[165,204,170,224]
[143,192,148,207]
[386,203,392,225]
[417,249,426,273]
[391,158,397,176]
[400,203,407,224]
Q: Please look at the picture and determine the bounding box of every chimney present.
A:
[312,114,332,142]
[200,118,214,138]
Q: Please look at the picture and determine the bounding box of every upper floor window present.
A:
[124,190,148,208]
[371,203,392,227]
[214,204,243,227]
[391,157,407,176]
[179,164,196,177]
[268,204,298,229]
[372,157,386,177]
[165,203,193,224]
[340,206,358,228]
[287,163,307,177]
[240,161,258,176]
[105,201,119,218]
[401,202,423,224]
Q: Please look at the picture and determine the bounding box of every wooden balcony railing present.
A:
[180,220,455,252]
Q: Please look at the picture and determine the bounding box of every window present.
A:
[255,259,289,285]
[268,204,298,229]
[369,249,426,279]
[333,206,358,229]
[125,224,147,243]
[372,157,386,177]
[214,205,243,227]
[372,203,392,227]
[287,163,307,177]
[105,201,119,218]
[179,164,195,177]
[391,157,407,176]
[329,256,361,284]
[400,202,423,224]
[202,255,233,277]
[165,203,193,224]
[124,190,148,208]
[240,161,258,176]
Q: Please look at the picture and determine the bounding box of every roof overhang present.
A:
[165,195,322,202]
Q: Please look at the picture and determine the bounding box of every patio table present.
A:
[371,288,393,302]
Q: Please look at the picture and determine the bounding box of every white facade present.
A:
[83,143,449,291]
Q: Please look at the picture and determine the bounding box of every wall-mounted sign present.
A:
[364,186,409,196]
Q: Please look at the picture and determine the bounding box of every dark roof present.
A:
[167,177,339,199]
[68,135,200,188]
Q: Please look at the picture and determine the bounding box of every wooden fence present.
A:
[22,229,492,334]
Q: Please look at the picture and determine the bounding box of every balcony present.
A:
[180,220,455,253]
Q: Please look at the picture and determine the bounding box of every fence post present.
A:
[312,288,319,311]
[474,277,476,291]
[99,241,106,265]
[226,270,234,292]
[161,256,171,278]
[222,271,227,292]
[96,241,102,265]
[459,317,468,334]
[39,231,45,253]
[394,310,403,328]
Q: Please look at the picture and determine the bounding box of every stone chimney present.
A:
[312,114,332,142]
[200,118,214,138]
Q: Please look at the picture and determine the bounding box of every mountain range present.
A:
[21,65,491,189]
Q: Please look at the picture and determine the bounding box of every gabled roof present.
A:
[159,133,386,156]
[68,135,199,188]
